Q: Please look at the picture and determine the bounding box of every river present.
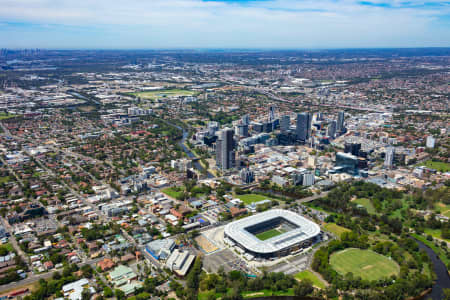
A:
[69,91,101,105]
[414,238,450,300]
[168,121,215,179]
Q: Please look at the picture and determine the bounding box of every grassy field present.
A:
[294,270,326,289]
[0,243,14,253]
[161,187,183,199]
[323,223,351,238]
[0,113,16,120]
[435,202,450,218]
[330,248,400,281]
[420,160,450,172]
[199,288,293,300]
[198,290,224,300]
[255,228,285,241]
[304,201,334,214]
[412,233,450,266]
[424,228,450,243]
[242,288,294,298]
[0,176,10,184]
[353,198,376,214]
[236,194,272,204]
[132,89,197,100]
[389,197,410,219]
[198,288,233,300]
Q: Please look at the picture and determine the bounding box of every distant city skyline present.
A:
[1,0,449,49]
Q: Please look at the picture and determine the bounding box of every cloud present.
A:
[359,1,391,8]
[0,0,448,48]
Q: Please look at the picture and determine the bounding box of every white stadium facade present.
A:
[224,209,321,258]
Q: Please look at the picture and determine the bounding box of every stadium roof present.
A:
[224,209,320,254]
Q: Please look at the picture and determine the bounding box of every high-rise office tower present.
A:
[337,111,345,133]
[328,120,337,138]
[236,124,249,138]
[280,115,290,132]
[269,106,275,123]
[384,147,395,168]
[216,128,235,170]
[207,121,219,136]
[242,114,250,126]
[336,152,359,173]
[296,112,311,141]
[307,113,312,139]
[344,142,361,157]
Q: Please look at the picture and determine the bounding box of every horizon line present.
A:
[3,46,450,51]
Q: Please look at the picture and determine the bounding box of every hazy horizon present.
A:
[2,47,450,51]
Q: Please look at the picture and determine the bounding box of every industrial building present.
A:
[145,238,175,260]
[165,249,196,277]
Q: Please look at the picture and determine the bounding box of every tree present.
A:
[294,279,314,297]
[52,271,61,280]
[81,264,94,279]
[207,293,216,300]
[62,265,73,277]
[136,292,151,300]
[115,289,125,300]
[444,288,450,300]
[103,287,113,298]
[50,253,64,264]
[81,288,91,300]
[0,246,8,256]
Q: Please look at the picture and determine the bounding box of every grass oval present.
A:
[329,248,400,281]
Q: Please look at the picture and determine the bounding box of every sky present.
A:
[0,0,449,49]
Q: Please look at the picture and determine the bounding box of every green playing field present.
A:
[329,248,400,281]
[255,228,286,241]
[132,89,197,100]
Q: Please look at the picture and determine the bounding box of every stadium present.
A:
[224,209,321,258]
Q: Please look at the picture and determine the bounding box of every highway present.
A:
[245,87,292,103]
[245,87,390,113]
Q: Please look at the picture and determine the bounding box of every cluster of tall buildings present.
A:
[327,111,345,139]
[214,108,347,171]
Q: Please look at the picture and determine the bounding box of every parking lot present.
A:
[203,248,252,274]
[203,248,236,273]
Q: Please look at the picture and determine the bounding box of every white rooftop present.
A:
[224,209,320,254]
